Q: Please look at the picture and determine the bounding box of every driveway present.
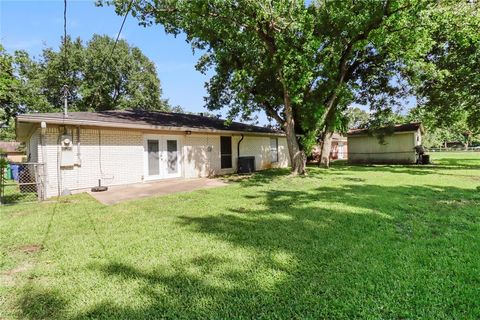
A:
[88,178,228,205]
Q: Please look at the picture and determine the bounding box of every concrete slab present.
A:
[88,178,228,205]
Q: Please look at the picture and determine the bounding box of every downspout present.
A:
[236,134,244,173]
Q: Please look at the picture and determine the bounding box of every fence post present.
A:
[0,158,7,205]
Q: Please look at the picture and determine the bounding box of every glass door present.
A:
[147,139,161,179]
[144,135,182,180]
[162,138,181,178]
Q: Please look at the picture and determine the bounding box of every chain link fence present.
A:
[0,162,46,205]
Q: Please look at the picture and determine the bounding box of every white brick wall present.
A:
[28,126,290,198]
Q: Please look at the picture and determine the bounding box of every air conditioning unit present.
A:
[238,156,255,174]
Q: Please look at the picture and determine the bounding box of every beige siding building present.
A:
[348,123,424,164]
[0,141,24,162]
[16,111,290,198]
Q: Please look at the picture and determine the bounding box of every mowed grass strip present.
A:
[1,152,479,319]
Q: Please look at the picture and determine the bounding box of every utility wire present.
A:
[62,0,69,118]
[63,0,68,75]
[97,0,135,70]
[90,0,135,108]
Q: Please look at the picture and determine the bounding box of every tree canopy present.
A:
[412,2,480,134]
[0,34,171,140]
[106,0,478,173]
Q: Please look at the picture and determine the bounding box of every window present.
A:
[270,138,278,163]
[220,136,232,169]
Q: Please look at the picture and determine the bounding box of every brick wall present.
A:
[28,127,290,198]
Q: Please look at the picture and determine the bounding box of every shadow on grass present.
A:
[17,285,68,320]
[14,170,480,318]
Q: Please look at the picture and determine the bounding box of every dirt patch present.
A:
[1,262,32,286]
[10,210,32,218]
[15,244,43,254]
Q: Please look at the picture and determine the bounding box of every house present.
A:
[347,123,424,164]
[311,133,348,162]
[16,110,290,198]
[0,141,24,162]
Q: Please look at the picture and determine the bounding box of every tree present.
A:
[13,35,170,113]
[408,107,478,150]
[0,45,20,140]
[345,107,370,130]
[413,1,480,135]
[106,0,476,173]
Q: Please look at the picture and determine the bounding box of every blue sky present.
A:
[1,0,273,124]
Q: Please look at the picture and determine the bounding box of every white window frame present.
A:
[270,137,278,163]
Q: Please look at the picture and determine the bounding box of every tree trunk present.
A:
[284,121,306,175]
[319,132,333,168]
[282,90,306,175]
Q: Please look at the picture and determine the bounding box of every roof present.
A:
[348,122,424,136]
[317,132,347,142]
[331,133,347,141]
[0,141,21,153]
[16,110,283,137]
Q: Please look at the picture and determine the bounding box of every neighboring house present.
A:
[348,123,424,164]
[311,133,348,162]
[16,110,290,198]
[0,141,24,162]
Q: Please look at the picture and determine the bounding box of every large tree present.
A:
[412,2,480,135]
[1,35,171,140]
[0,45,21,140]
[12,34,170,113]
[106,0,476,173]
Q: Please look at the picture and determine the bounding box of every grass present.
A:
[1,152,479,319]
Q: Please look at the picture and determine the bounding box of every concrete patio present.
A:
[88,178,229,205]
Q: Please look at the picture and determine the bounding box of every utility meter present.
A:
[61,134,74,166]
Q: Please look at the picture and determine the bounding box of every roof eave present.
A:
[16,115,285,137]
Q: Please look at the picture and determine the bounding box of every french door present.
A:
[144,135,182,180]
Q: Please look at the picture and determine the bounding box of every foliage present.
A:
[408,107,478,148]
[105,0,476,173]
[1,153,480,318]
[0,36,172,140]
[0,45,21,139]
[412,2,480,133]
[344,107,370,129]
[13,35,170,113]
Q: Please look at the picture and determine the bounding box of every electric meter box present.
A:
[61,134,75,167]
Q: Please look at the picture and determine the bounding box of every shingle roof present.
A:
[17,110,282,135]
[348,122,423,136]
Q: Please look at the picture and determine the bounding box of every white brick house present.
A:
[16,110,290,198]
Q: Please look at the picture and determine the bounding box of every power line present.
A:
[97,0,135,70]
[63,0,69,117]
[89,0,135,108]
[63,0,67,73]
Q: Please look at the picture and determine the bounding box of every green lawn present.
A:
[1,152,479,319]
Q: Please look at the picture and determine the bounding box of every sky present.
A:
[0,0,273,125]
